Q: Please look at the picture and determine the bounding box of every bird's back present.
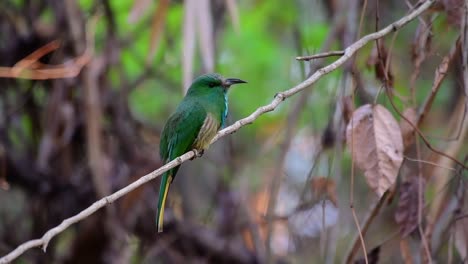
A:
[159,99,208,163]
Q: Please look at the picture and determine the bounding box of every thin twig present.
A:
[10,40,61,75]
[404,156,458,171]
[357,0,368,38]
[264,18,342,262]
[296,50,345,61]
[348,80,368,264]
[406,2,433,262]
[417,39,461,126]
[0,2,436,262]
[0,17,97,80]
[0,43,90,80]
[345,192,388,264]
[350,210,368,264]
[378,37,467,170]
[388,90,468,170]
[416,129,433,263]
[462,0,468,110]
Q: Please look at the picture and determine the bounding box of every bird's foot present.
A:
[196,149,204,157]
[191,149,204,159]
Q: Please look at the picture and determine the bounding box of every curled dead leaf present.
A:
[346,104,404,197]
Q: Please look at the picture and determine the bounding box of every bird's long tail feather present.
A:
[156,173,172,233]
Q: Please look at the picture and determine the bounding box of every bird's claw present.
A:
[191,149,204,160]
[196,149,204,157]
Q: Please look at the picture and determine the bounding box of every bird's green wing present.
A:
[156,101,207,232]
[159,101,207,164]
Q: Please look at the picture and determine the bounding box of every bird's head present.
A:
[186,73,247,96]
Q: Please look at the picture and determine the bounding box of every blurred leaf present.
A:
[147,0,170,64]
[128,0,152,23]
[182,0,214,92]
[129,79,180,122]
[302,23,329,49]
[346,104,404,197]
[225,0,240,33]
[183,0,196,92]
[196,0,214,74]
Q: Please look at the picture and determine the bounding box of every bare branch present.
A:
[296,50,345,61]
[417,39,461,126]
[0,14,99,80]
[0,1,436,262]
[345,192,389,263]
[0,41,91,80]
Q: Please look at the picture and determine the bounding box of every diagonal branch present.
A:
[0,1,435,262]
[296,50,345,61]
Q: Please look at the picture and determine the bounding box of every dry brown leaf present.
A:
[346,104,404,197]
[395,177,425,237]
[454,217,468,261]
[399,107,418,150]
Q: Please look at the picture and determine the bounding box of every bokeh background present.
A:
[0,0,467,263]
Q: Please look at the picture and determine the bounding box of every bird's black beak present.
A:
[223,78,247,87]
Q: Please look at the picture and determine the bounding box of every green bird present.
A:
[157,73,247,232]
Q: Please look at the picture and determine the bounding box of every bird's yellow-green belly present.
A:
[193,113,219,150]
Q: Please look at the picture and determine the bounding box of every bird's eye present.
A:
[208,83,216,88]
